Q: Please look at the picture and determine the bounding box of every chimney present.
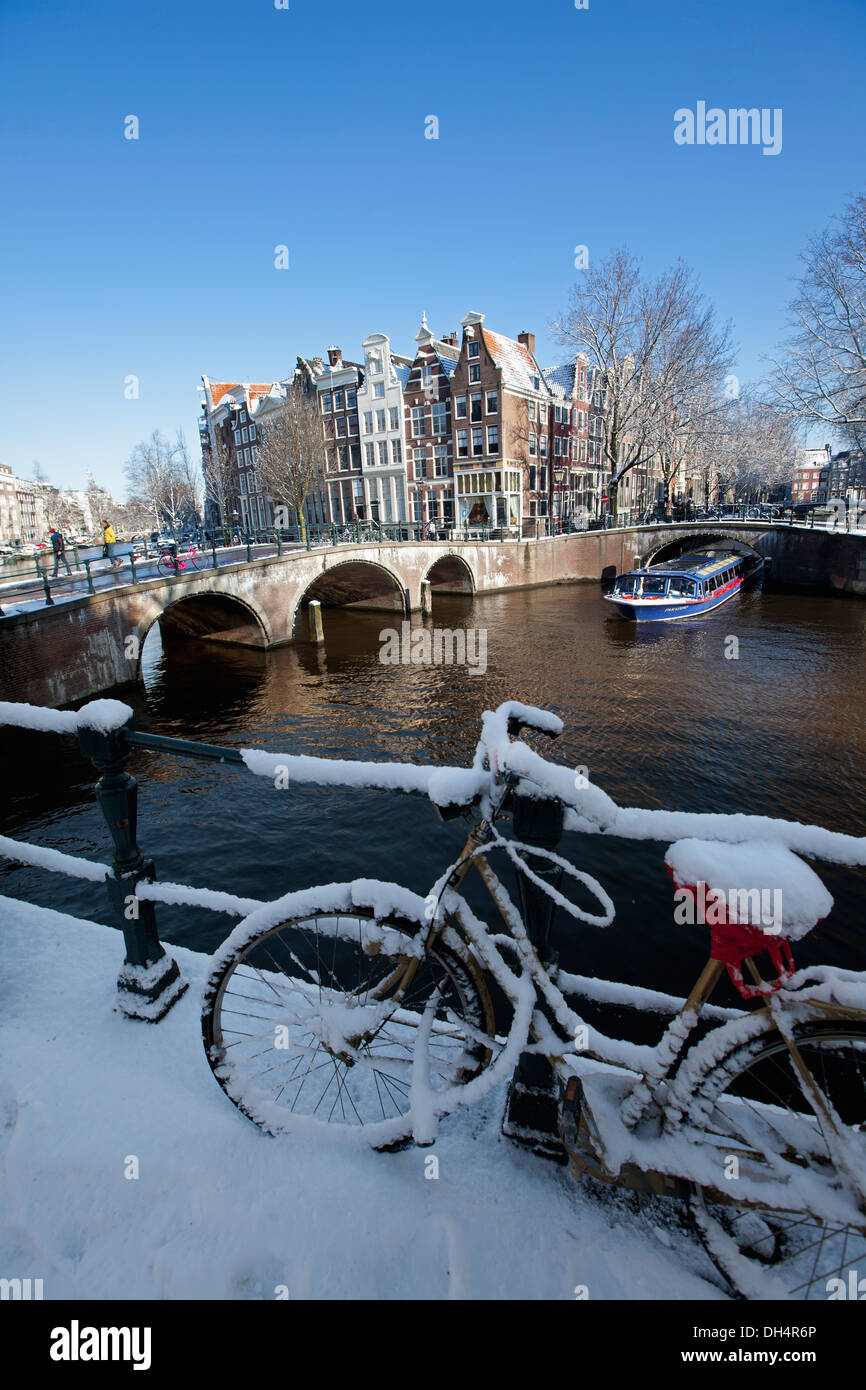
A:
[518,331,535,357]
[328,346,342,367]
[312,356,324,372]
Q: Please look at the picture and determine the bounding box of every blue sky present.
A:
[1,0,863,495]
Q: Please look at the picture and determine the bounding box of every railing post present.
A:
[76,709,187,1021]
[212,541,218,571]
[246,534,252,563]
[83,559,95,594]
[129,554,137,585]
[37,558,54,606]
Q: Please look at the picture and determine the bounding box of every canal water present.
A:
[2,582,865,1028]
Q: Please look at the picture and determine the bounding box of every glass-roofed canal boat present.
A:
[604,550,764,622]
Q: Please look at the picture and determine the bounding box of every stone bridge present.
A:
[2,523,865,707]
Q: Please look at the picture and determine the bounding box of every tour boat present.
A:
[604,550,763,622]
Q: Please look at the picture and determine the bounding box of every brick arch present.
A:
[422,552,476,597]
[135,588,273,678]
[641,529,767,568]
[290,558,407,638]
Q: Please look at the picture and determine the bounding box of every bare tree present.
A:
[124,430,194,535]
[769,191,866,452]
[255,380,327,540]
[554,249,735,517]
[715,390,798,501]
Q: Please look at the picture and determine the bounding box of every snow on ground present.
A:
[0,894,722,1300]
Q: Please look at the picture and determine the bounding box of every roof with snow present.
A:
[543,365,576,400]
[483,330,549,395]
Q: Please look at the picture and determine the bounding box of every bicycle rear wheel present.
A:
[157,553,177,577]
[202,886,495,1148]
[685,1021,866,1299]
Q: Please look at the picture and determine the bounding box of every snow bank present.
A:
[0,894,719,1301]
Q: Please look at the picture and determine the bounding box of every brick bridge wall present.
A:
[2,524,864,707]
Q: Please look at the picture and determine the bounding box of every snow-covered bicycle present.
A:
[201,700,866,1300]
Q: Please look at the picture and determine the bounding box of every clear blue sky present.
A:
[1,0,863,495]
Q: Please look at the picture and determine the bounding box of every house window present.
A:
[434,445,448,477]
[487,425,499,455]
[469,364,481,383]
[348,414,359,435]
[336,416,347,438]
[472,427,483,457]
[414,449,427,478]
[350,443,361,469]
[528,401,536,422]
[240,472,247,494]
[391,438,402,465]
[321,393,332,413]
[580,438,587,462]
[554,437,561,457]
[364,412,373,433]
[431,402,447,434]
[528,467,536,492]
[572,439,579,462]
[372,382,385,398]
[241,427,249,443]
[368,355,381,374]
[376,409,386,432]
[365,443,376,467]
[249,424,256,440]
[240,409,247,423]
[334,389,345,411]
[468,341,480,358]
[470,393,482,422]
[529,433,537,456]
[233,430,241,445]
[389,406,400,430]
[532,377,540,391]
[539,467,547,492]
[336,444,348,469]
[421,365,433,387]
[540,436,548,458]
[411,406,426,436]
[455,395,467,419]
[347,387,357,408]
[457,429,469,458]
[378,441,389,466]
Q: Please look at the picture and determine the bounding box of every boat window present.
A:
[640,577,669,597]
[614,576,639,597]
[668,576,697,598]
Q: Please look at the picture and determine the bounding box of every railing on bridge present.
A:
[0,504,854,614]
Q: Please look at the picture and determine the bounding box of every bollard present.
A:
[403,586,412,616]
[420,579,432,616]
[76,710,188,1021]
[308,598,324,644]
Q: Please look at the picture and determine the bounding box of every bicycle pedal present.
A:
[501,1117,567,1164]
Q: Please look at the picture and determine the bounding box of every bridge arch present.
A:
[137,590,272,678]
[291,558,406,638]
[422,552,476,598]
[642,529,766,568]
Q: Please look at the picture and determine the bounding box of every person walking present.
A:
[49,527,73,578]
[102,519,121,569]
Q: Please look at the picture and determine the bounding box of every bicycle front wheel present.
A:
[685,1020,866,1299]
[157,553,177,577]
[202,886,495,1148]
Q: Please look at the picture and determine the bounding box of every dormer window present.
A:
[532,376,540,391]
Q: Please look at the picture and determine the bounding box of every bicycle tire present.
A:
[184,550,200,571]
[683,1020,866,1299]
[202,884,495,1149]
[157,553,177,578]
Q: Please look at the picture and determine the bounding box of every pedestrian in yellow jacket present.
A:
[102,520,120,568]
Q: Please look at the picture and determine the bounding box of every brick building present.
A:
[402,315,459,530]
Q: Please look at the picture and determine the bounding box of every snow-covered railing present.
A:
[2,694,865,1021]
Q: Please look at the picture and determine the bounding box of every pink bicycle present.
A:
[157,543,200,577]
